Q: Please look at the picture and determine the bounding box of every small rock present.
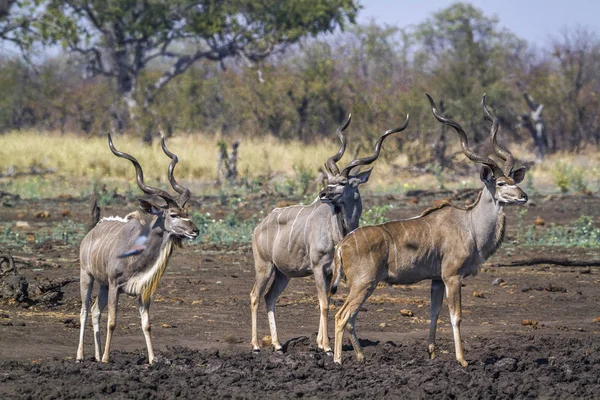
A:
[495,357,518,372]
[15,221,30,229]
[34,211,51,218]
[492,278,504,286]
[522,319,538,327]
[399,309,413,317]
[533,216,545,226]
[473,291,485,298]
[161,323,174,329]
[216,281,223,285]
[593,316,600,323]
[61,210,72,218]
[379,322,387,329]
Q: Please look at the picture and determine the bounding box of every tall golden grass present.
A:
[1,130,599,198]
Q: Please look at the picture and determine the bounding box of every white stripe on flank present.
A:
[288,208,302,252]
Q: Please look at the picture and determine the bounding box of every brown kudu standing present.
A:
[250,114,409,354]
[76,134,199,364]
[329,94,528,365]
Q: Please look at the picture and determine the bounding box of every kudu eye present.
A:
[497,181,506,187]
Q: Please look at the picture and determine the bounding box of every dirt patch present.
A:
[0,193,600,398]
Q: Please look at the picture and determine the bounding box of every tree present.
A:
[33,0,359,142]
[413,2,526,167]
[0,0,38,51]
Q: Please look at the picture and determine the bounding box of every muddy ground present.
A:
[0,190,600,399]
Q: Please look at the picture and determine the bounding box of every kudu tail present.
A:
[86,191,100,233]
[328,245,344,297]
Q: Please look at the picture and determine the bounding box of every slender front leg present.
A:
[428,279,445,359]
[138,298,154,364]
[91,284,108,362]
[101,286,119,363]
[314,264,332,353]
[264,268,290,352]
[76,273,93,362]
[443,274,468,367]
[250,261,274,351]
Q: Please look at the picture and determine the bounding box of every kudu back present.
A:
[76,134,198,364]
[250,113,409,353]
[330,94,528,365]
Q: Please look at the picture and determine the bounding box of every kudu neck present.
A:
[332,194,362,237]
[467,185,505,259]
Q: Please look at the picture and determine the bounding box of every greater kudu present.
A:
[329,94,527,365]
[76,134,199,364]
[250,114,409,353]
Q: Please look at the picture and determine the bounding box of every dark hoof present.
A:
[252,348,260,354]
[324,351,333,357]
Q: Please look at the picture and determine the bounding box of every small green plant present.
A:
[361,205,393,226]
[551,161,588,194]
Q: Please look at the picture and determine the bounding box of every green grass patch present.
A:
[524,215,600,248]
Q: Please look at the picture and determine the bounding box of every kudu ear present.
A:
[139,199,162,215]
[479,165,494,185]
[510,166,526,184]
[351,168,373,185]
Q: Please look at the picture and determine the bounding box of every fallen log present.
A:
[487,258,600,268]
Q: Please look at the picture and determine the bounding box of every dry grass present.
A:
[1,130,600,198]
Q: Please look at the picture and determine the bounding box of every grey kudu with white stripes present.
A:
[329,94,528,365]
[250,113,409,353]
[76,135,199,364]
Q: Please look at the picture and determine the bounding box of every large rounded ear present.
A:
[139,199,162,215]
[350,168,373,186]
[480,165,494,185]
[510,166,527,184]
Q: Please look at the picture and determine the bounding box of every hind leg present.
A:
[91,284,108,362]
[101,285,119,363]
[264,268,290,352]
[250,260,274,351]
[334,283,375,364]
[76,272,93,362]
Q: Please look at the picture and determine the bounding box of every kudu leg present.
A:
[265,268,290,352]
[444,275,468,367]
[427,279,445,360]
[334,284,373,364]
[91,284,108,362]
[101,286,119,363]
[76,273,94,362]
[138,299,154,364]
[314,265,332,353]
[250,262,274,351]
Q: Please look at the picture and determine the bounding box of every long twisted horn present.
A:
[160,134,191,207]
[482,94,515,175]
[324,113,351,175]
[426,93,504,177]
[108,133,177,206]
[340,114,410,177]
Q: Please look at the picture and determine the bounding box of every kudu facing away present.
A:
[76,135,199,364]
[329,94,528,365]
[251,113,409,353]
